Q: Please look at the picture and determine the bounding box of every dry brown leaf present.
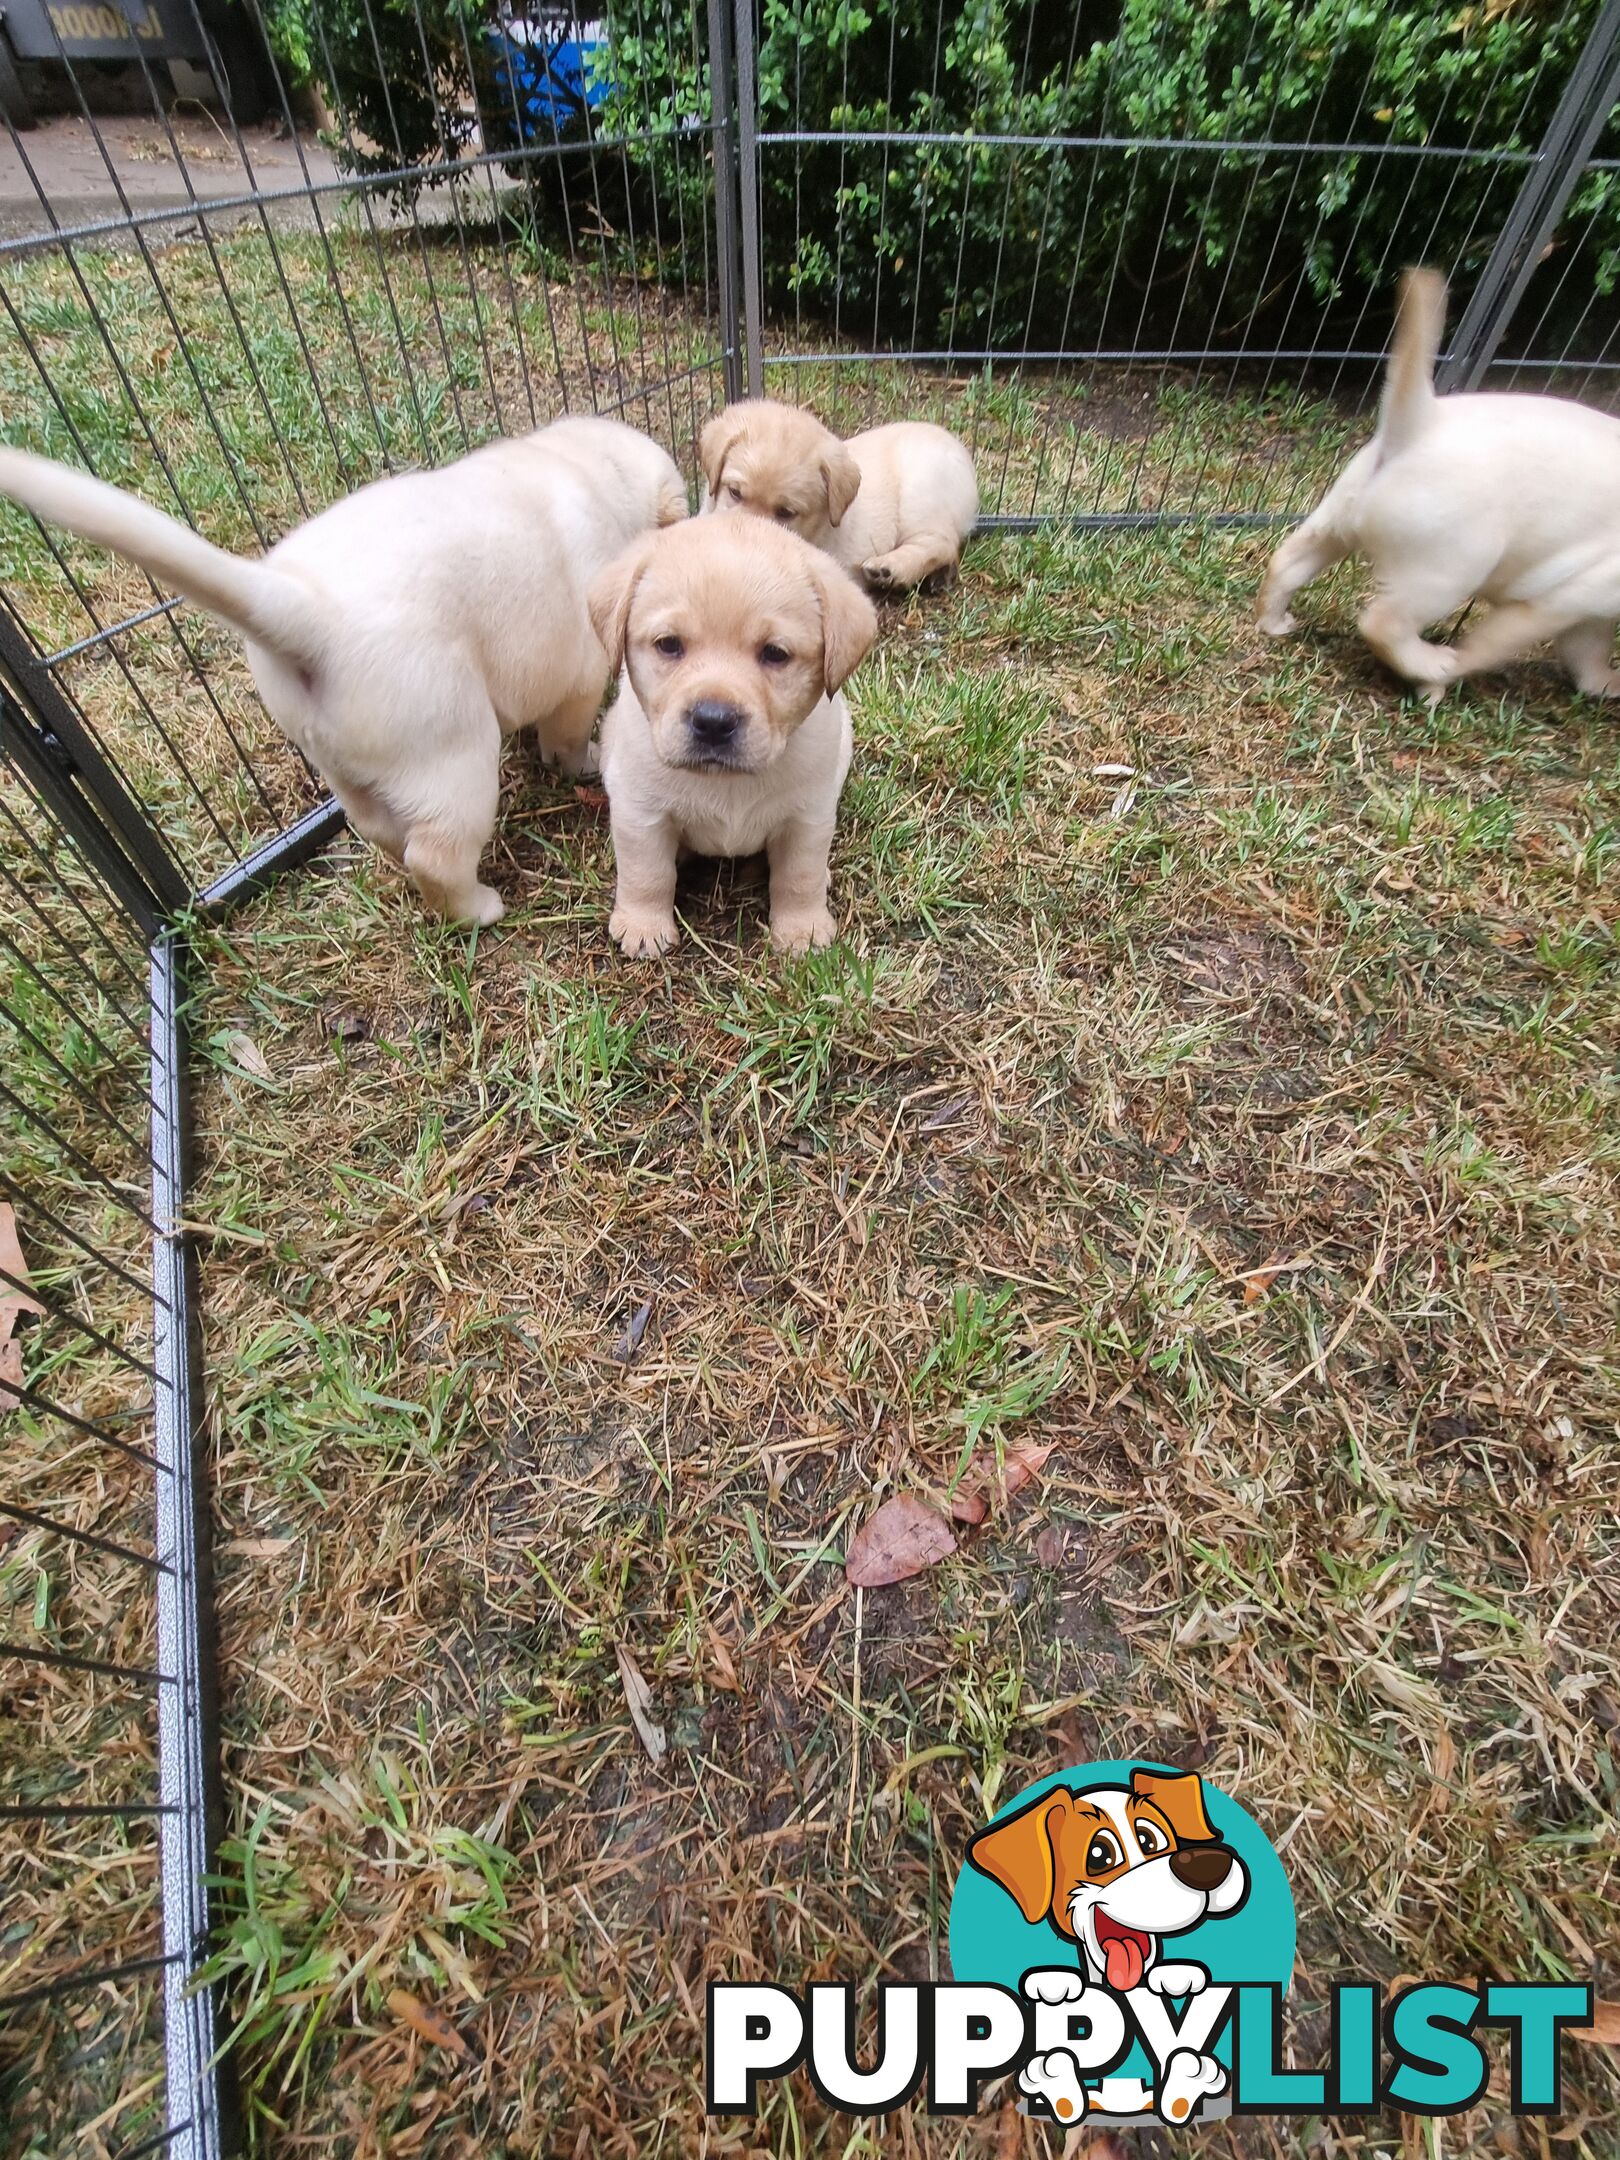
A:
[574,783,609,813]
[0,1204,41,1414]
[950,1441,1056,1525]
[0,1203,43,1333]
[705,1625,740,1692]
[1035,1525,1067,1568]
[615,1643,668,1761]
[993,2097,1023,2158]
[386,1988,470,2058]
[224,1030,273,1082]
[0,1337,23,1414]
[1573,2000,1620,2045]
[845,1495,956,1587]
[1242,1265,1281,1305]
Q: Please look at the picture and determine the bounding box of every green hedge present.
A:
[275,0,1620,356]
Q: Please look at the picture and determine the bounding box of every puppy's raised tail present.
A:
[1378,267,1447,462]
[0,447,323,665]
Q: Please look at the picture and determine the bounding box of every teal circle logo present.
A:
[948,1760,1294,2125]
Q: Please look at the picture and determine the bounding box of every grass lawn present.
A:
[0,223,1617,2157]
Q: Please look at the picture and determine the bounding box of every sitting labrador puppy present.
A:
[1259,267,1620,696]
[700,398,978,592]
[589,516,878,956]
[0,417,688,923]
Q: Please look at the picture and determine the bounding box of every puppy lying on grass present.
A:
[589,516,878,957]
[701,398,978,592]
[1259,267,1620,697]
[0,417,687,923]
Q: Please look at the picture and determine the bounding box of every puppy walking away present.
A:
[589,517,878,957]
[1259,268,1620,696]
[0,418,687,923]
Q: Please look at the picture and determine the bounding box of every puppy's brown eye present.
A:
[726,484,743,502]
[773,505,793,522]
[759,642,791,667]
[1134,1820,1169,1857]
[653,634,684,660]
[1085,1832,1123,1874]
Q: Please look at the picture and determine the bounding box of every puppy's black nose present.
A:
[1169,1846,1233,1892]
[687,700,743,749]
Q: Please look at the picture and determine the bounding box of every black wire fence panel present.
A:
[0,0,731,898]
[0,698,174,2155]
[708,0,1620,520]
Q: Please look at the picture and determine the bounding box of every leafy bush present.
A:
[603,0,1620,353]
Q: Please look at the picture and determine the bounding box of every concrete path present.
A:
[0,113,345,243]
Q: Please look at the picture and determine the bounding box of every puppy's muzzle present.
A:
[1169,1845,1235,1893]
[683,698,747,765]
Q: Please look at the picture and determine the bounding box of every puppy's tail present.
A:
[1378,267,1446,461]
[0,447,324,664]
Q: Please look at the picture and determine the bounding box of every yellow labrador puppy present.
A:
[700,398,978,591]
[589,517,878,956]
[1259,268,1620,695]
[0,417,687,922]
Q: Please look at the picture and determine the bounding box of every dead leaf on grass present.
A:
[611,1298,653,1362]
[950,1441,1057,1523]
[615,1643,668,1760]
[574,783,609,813]
[1036,1525,1067,1568]
[223,1030,272,1082]
[845,1494,956,1587]
[705,1624,740,1692]
[0,1204,42,1412]
[1573,2000,1620,2045]
[386,1988,470,2058]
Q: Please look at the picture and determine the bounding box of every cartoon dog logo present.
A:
[966,1767,1248,2125]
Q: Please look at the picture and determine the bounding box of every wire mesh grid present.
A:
[0,0,1616,2149]
[737,0,1620,526]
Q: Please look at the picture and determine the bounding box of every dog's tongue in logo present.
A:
[1095,1913,1149,1993]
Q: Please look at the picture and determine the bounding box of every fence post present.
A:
[1440,0,1620,392]
[0,602,189,929]
[733,0,763,397]
[706,0,745,404]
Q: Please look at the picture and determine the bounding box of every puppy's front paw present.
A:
[771,907,836,955]
[858,559,895,593]
[465,884,506,927]
[1156,2047,1227,2126]
[1144,1961,1209,1998]
[1021,1967,1090,2007]
[610,908,679,959]
[1257,607,1297,638]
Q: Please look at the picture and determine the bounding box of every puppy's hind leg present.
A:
[1358,592,1462,692]
[401,726,506,926]
[1257,518,1348,637]
[1448,597,1586,688]
[859,530,959,593]
[1555,616,1620,697]
[535,683,609,776]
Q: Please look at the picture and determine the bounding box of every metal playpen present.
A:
[0,0,1617,2148]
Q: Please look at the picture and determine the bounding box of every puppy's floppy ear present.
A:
[1130,1767,1217,1845]
[588,533,659,674]
[966,1788,1076,1926]
[700,406,750,498]
[821,442,862,528]
[812,559,878,694]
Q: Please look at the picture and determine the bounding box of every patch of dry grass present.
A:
[1,220,1616,2159]
[184,526,1618,2154]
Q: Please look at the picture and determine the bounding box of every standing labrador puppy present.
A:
[1259,268,1620,695]
[589,517,878,956]
[700,398,978,592]
[0,417,688,923]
